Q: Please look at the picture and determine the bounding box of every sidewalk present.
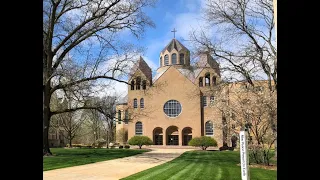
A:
[43,148,192,180]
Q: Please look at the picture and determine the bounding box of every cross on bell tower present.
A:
[171,28,177,39]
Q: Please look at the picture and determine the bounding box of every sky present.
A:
[119,0,207,71]
[101,0,208,98]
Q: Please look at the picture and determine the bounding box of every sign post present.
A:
[240,130,250,180]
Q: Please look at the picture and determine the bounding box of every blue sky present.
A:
[95,0,209,97]
[119,0,207,71]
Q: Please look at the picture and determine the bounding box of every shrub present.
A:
[110,145,115,149]
[128,136,153,149]
[124,145,130,149]
[188,136,218,150]
[219,146,229,151]
[248,144,274,165]
[119,145,123,149]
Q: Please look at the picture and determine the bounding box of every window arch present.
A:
[172,53,177,64]
[135,122,143,135]
[212,76,217,85]
[118,110,121,124]
[131,80,135,90]
[133,98,138,108]
[142,80,146,90]
[160,56,162,66]
[140,98,144,108]
[164,54,169,65]
[180,53,185,64]
[125,110,129,124]
[136,77,141,90]
[205,121,213,135]
[205,73,210,86]
[199,77,203,87]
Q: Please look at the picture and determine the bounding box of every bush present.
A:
[248,144,274,165]
[110,145,115,149]
[219,146,229,151]
[188,136,218,150]
[128,136,153,149]
[119,145,123,149]
[124,145,130,149]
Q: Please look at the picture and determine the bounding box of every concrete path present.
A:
[43,148,193,180]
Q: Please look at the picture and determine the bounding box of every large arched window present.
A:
[199,77,203,87]
[180,53,185,64]
[205,73,210,86]
[131,80,135,90]
[164,54,169,65]
[118,110,121,124]
[135,122,143,135]
[212,76,217,85]
[125,110,129,124]
[172,53,177,64]
[142,80,147,90]
[160,56,162,66]
[136,77,141,90]
[140,98,144,108]
[205,121,213,135]
[133,98,138,108]
[163,100,182,117]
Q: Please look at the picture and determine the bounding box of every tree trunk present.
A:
[43,85,52,156]
[139,145,142,149]
[69,139,72,148]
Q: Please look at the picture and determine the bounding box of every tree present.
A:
[190,0,277,156]
[116,128,128,144]
[43,0,156,155]
[128,136,153,149]
[188,136,218,150]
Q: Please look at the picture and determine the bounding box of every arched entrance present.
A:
[182,127,192,146]
[153,127,163,145]
[166,126,179,145]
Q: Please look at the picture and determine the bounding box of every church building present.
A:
[115,38,228,147]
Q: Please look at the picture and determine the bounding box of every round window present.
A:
[163,100,182,117]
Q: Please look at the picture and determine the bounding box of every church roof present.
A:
[161,39,189,54]
[130,56,152,82]
[195,52,221,76]
[153,66,170,83]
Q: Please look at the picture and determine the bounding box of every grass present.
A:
[43,148,148,171]
[121,150,276,180]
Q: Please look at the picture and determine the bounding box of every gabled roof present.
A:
[152,66,170,83]
[129,56,152,82]
[161,39,189,54]
[195,52,220,76]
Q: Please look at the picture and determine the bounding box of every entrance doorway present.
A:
[153,127,163,145]
[166,126,179,145]
[182,127,192,146]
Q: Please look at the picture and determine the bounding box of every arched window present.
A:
[172,53,177,64]
[131,80,135,90]
[135,122,143,135]
[118,110,121,124]
[160,56,162,66]
[180,53,184,64]
[199,77,203,87]
[133,98,138,108]
[142,80,146,90]
[136,77,141,90]
[164,54,169,65]
[212,76,217,85]
[140,98,144,108]
[205,73,210,86]
[125,110,129,124]
[205,121,213,135]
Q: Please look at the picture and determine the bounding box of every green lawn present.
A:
[43,148,148,171]
[121,150,276,180]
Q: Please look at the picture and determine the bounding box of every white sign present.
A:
[240,131,250,180]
